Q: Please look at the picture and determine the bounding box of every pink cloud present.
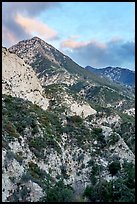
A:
[61,38,107,50]
[61,38,89,49]
[15,14,58,40]
[62,37,134,69]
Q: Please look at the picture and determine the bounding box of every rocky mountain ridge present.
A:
[85,66,135,87]
[9,37,78,86]
[9,37,134,94]
[2,37,135,202]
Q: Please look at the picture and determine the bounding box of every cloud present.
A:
[61,37,106,49]
[61,38,88,49]
[2,2,59,47]
[15,14,58,40]
[61,38,135,69]
[4,2,59,17]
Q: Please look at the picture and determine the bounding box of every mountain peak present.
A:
[9,36,50,51]
[32,36,42,41]
[30,36,49,46]
[8,36,53,66]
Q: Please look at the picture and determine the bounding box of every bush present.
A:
[108,161,121,176]
[66,115,83,125]
[92,127,102,135]
[83,181,113,202]
[41,180,74,202]
[83,185,93,200]
[28,161,46,180]
[60,164,69,179]
[109,133,119,146]
[15,152,23,165]
[122,161,135,189]
[113,178,135,202]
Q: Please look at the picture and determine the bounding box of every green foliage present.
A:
[70,81,88,92]
[4,122,20,138]
[102,87,123,103]
[28,161,46,180]
[108,133,119,146]
[2,94,62,157]
[118,112,134,123]
[2,87,134,202]
[84,177,135,202]
[92,127,102,135]
[60,164,69,179]
[108,161,121,176]
[122,161,135,189]
[84,84,131,108]
[83,185,94,199]
[2,95,38,135]
[15,152,23,165]
[8,185,31,202]
[90,163,100,185]
[84,161,135,202]
[28,135,61,158]
[66,115,83,125]
[117,121,135,153]
[41,180,74,202]
[62,117,91,148]
[92,127,107,148]
[83,181,113,202]
[113,178,135,202]
[91,164,100,176]
[31,55,58,76]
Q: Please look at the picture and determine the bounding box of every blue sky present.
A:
[2,2,135,70]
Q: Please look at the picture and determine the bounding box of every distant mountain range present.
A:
[85,66,135,87]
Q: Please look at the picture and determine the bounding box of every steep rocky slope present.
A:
[2,47,49,110]
[2,94,135,202]
[2,37,135,202]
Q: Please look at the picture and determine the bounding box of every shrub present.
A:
[83,181,113,202]
[113,178,135,202]
[66,115,83,125]
[109,133,119,146]
[83,185,93,199]
[15,153,23,165]
[92,127,102,135]
[42,180,74,202]
[108,161,121,176]
[28,161,46,180]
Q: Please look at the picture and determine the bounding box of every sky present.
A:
[2,2,135,70]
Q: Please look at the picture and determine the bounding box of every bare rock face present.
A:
[61,92,97,118]
[2,47,49,110]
